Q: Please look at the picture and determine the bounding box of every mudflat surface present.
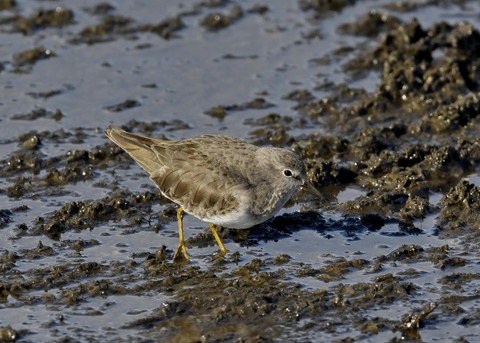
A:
[1,0,480,342]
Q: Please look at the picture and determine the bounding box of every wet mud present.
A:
[1,0,480,342]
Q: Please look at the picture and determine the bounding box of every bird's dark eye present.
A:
[283,169,293,177]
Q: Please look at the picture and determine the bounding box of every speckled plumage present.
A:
[105,126,319,260]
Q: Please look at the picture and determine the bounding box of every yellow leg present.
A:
[209,223,228,256]
[173,208,190,262]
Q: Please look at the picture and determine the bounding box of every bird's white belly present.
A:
[200,207,263,229]
[200,187,296,229]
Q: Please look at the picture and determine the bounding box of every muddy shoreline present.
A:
[1,1,480,342]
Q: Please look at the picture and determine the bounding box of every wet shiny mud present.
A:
[1,0,480,342]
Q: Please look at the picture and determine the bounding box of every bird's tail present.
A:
[105,126,166,175]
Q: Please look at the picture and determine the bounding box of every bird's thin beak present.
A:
[303,180,323,199]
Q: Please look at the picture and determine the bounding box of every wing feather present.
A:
[106,128,255,218]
